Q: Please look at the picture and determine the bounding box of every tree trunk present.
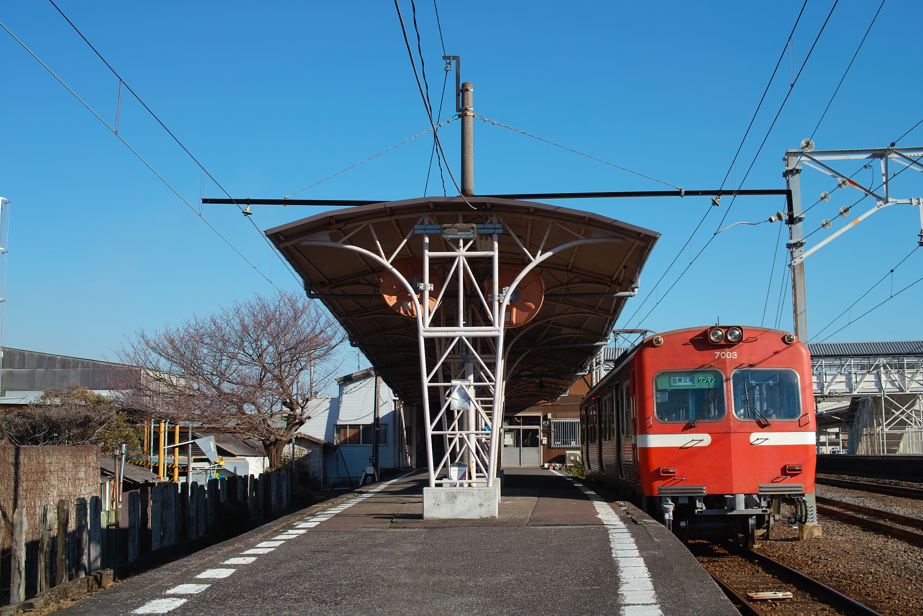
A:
[264,439,287,470]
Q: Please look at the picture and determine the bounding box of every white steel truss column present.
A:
[299,210,635,498]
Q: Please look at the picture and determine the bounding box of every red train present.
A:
[580,325,817,543]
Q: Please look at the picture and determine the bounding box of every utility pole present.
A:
[783,151,808,340]
[461,82,474,196]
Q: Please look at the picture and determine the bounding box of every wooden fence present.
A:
[0,470,291,607]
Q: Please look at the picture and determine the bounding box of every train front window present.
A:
[732,368,801,423]
[653,370,725,424]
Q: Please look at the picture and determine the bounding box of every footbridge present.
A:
[267,197,658,516]
[810,340,923,454]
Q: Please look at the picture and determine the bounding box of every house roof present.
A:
[808,340,923,358]
[266,197,659,412]
[194,431,266,458]
[100,455,160,485]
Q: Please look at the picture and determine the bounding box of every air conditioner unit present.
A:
[565,451,582,466]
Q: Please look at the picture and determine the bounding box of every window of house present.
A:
[336,424,388,445]
[550,419,581,448]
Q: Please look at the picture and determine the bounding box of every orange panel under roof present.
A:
[379,258,444,318]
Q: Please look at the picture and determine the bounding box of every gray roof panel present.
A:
[808,341,923,357]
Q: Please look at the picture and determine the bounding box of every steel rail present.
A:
[816,501,923,546]
[816,496,923,530]
[746,549,884,616]
[816,477,923,499]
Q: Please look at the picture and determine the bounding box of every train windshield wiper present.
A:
[688,386,715,428]
[743,389,771,427]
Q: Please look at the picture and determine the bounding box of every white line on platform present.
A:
[166,584,210,595]
[552,471,663,616]
[256,541,285,548]
[132,598,188,613]
[223,557,257,565]
[195,568,236,579]
[241,548,275,554]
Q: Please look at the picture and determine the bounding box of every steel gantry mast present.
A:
[784,144,923,341]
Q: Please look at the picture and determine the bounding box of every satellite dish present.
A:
[379,258,443,318]
[194,436,218,464]
[800,138,815,153]
[487,266,545,328]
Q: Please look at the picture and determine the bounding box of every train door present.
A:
[619,377,635,482]
[502,415,542,467]
[601,393,614,476]
[614,383,625,480]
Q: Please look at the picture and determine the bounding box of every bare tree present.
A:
[118,290,343,469]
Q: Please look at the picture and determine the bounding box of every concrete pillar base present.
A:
[423,487,500,519]
[798,522,823,540]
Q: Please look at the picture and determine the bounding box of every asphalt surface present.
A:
[59,469,736,615]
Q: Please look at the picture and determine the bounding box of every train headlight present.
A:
[784,464,803,475]
[726,327,743,343]
[659,466,677,476]
[708,327,725,344]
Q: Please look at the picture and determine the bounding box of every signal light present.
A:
[708,327,725,344]
[784,464,803,475]
[783,333,797,345]
[659,467,677,477]
[652,335,664,347]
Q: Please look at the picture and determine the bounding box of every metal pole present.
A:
[373,372,380,478]
[186,423,192,486]
[158,420,166,479]
[461,82,474,196]
[0,197,9,398]
[784,151,808,340]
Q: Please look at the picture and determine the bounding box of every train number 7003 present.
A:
[715,351,738,359]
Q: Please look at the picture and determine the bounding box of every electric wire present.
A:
[46,0,295,282]
[393,0,474,209]
[714,0,840,232]
[473,115,682,190]
[817,271,923,343]
[285,117,456,199]
[811,246,920,342]
[433,0,446,55]
[893,118,923,145]
[809,0,885,140]
[716,0,809,193]
[423,67,450,196]
[0,19,280,289]
[761,201,787,326]
[623,1,814,328]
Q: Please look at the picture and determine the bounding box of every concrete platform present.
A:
[59,469,736,616]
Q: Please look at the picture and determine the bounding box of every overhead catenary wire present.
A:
[809,0,885,140]
[715,0,809,194]
[818,270,923,343]
[393,0,474,209]
[714,0,840,232]
[285,117,456,199]
[761,207,787,326]
[621,1,815,328]
[0,19,280,289]
[811,246,920,342]
[473,115,682,191]
[46,1,299,283]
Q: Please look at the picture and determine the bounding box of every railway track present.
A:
[817,496,923,546]
[816,476,923,499]
[692,541,882,615]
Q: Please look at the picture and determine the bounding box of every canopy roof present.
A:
[266,197,659,411]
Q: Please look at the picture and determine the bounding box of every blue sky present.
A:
[0,0,921,366]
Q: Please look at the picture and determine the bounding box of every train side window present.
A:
[602,395,614,441]
[731,368,802,421]
[653,370,726,424]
